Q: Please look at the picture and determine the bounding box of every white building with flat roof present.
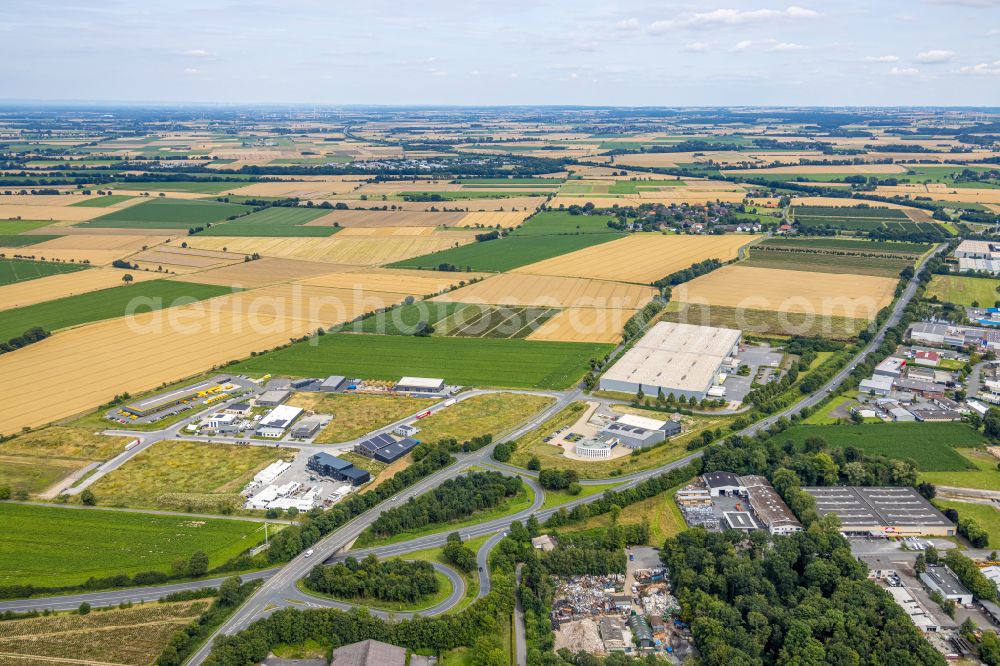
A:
[599,321,741,400]
[256,405,303,438]
[395,377,445,393]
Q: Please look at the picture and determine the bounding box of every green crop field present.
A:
[198,206,337,237]
[608,180,685,194]
[664,302,868,340]
[510,210,618,236]
[0,279,231,341]
[743,248,911,277]
[793,206,910,220]
[354,301,469,335]
[105,181,242,194]
[234,333,611,389]
[927,275,1000,307]
[83,198,249,229]
[457,178,563,185]
[759,237,930,254]
[69,195,136,207]
[0,234,59,247]
[0,503,267,587]
[437,305,559,338]
[401,191,552,200]
[0,220,59,234]
[389,232,625,272]
[0,258,89,286]
[774,422,984,471]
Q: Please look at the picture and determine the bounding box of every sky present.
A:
[1,0,998,107]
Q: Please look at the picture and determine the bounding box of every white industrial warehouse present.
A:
[599,321,741,400]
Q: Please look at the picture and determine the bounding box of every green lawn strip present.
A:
[354,483,535,549]
[295,571,452,613]
[920,450,1000,490]
[0,455,83,494]
[540,482,622,510]
[82,198,250,229]
[0,258,89,287]
[213,207,329,226]
[233,333,611,390]
[774,422,984,471]
[0,279,231,341]
[801,394,857,425]
[927,274,1000,307]
[195,224,338,237]
[403,534,491,613]
[933,499,1000,546]
[69,195,136,207]
[742,248,910,278]
[0,503,268,588]
[0,220,61,233]
[0,234,61,247]
[388,233,626,272]
[759,237,930,254]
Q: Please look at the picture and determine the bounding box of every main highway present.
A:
[1,243,946,665]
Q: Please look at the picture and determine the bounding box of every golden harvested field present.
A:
[0,205,110,222]
[225,179,362,198]
[170,256,345,288]
[127,246,246,273]
[313,196,546,213]
[307,210,466,227]
[790,196,920,211]
[299,268,478,294]
[456,210,536,227]
[353,180,461,194]
[723,164,907,175]
[336,226,437,237]
[875,186,1000,204]
[0,599,210,666]
[0,247,128,266]
[0,294,326,434]
[672,265,896,319]
[185,235,473,265]
[527,307,638,343]
[514,234,753,284]
[434,273,655,309]
[0,195,98,206]
[26,234,169,252]
[233,283,413,326]
[550,191,746,207]
[0,267,159,311]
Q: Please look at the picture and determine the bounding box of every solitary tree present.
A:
[122,273,133,285]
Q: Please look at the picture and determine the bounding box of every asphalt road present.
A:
[5,243,945,661]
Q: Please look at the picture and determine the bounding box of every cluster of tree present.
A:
[435,433,493,453]
[538,468,579,492]
[0,326,49,355]
[369,471,521,538]
[492,440,516,462]
[111,258,137,269]
[702,434,919,493]
[304,555,438,603]
[202,570,517,666]
[540,529,641,576]
[662,526,946,665]
[544,464,697,529]
[442,532,477,573]
[474,230,501,242]
[155,577,260,666]
[621,299,666,341]
[651,258,722,290]
[265,443,454,563]
[958,516,991,548]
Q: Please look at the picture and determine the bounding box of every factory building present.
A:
[306,453,371,486]
[921,566,974,605]
[290,415,325,439]
[739,475,803,536]
[599,322,741,401]
[597,414,681,449]
[803,486,955,537]
[257,389,291,407]
[255,405,303,438]
[703,471,743,496]
[319,375,347,392]
[356,432,420,463]
[394,377,445,393]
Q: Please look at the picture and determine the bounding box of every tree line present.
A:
[305,554,438,603]
[369,471,522,538]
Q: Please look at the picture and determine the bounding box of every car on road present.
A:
[304,549,314,558]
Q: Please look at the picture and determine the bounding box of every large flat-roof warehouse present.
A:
[803,486,955,537]
[599,321,741,400]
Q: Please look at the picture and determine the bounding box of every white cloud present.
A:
[864,55,899,62]
[684,41,709,52]
[927,0,1000,7]
[182,49,214,57]
[732,40,754,51]
[769,42,807,51]
[614,17,640,31]
[427,68,446,77]
[509,72,518,79]
[916,49,955,63]
[889,66,920,76]
[960,60,1000,75]
[183,67,200,75]
[648,6,818,33]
